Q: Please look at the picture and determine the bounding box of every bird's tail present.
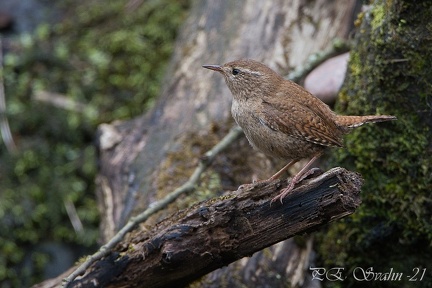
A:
[335,114,397,128]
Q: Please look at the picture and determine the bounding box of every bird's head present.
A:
[203,59,283,100]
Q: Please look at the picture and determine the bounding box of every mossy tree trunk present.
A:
[317,1,432,287]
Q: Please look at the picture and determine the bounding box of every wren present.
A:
[203,59,396,203]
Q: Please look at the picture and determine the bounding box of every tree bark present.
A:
[62,168,361,288]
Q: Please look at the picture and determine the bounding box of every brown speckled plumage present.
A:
[203,59,396,202]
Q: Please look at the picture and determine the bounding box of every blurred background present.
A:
[0,0,189,286]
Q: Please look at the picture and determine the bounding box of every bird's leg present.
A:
[267,159,298,181]
[238,159,298,190]
[271,152,323,204]
[297,167,321,182]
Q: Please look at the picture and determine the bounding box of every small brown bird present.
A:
[203,59,396,203]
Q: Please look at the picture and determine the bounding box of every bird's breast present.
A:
[231,100,323,160]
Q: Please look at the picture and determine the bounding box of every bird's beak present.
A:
[202,64,223,72]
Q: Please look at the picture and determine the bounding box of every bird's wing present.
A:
[259,90,344,147]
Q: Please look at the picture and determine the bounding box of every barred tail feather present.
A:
[336,115,397,128]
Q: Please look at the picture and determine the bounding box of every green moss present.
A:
[347,52,362,77]
[317,1,432,287]
[155,125,227,213]
[0,0,190,285]
[370,3,386,32]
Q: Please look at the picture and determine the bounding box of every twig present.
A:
[64,200,84,234]
[0,37,17,153]
[33,91,87,112]
[63,125,243,286]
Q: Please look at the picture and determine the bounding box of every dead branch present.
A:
[63,167,362,288]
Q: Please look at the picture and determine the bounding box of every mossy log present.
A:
[64,168,361,288]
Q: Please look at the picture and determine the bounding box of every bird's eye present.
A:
[232,68,240,75]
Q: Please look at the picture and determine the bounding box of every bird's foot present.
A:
[270,180,296,204]
[270,168,321,204]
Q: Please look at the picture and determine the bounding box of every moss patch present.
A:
[155,124,226,206]
[317,1,432,287]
